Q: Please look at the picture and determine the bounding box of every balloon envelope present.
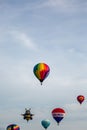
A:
[21,108,34,122]
[77,95,85,104]
[52,108,65,125]
[41,120,50,129]
[33,63,50,85]
[6,124,20,130]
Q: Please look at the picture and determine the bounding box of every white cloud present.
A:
[9,30,38,50]
[0,57,33,87]
[45,0,70,8]
[65,103,82,111]
[41,0,87,13]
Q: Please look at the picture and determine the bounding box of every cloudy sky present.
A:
[0,0,87,130]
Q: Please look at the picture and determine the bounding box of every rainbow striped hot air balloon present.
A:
[6,124,20,130]
[33,63,50,85]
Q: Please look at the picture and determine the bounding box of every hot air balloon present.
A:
[6,124,20,130]
[21,108,34,122]
[77,95,85,104]
[41,119,50,129]
[33,63,50,85]
[51,108,65,125]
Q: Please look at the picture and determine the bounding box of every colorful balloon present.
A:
[33,63,50,85]
[41,119,50,129]
[6,124,20,130]
[52,108,65,125]
[77,95,85,104]
[21,108,34,122]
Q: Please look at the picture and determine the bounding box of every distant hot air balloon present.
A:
[21,108,34,122]
[6,124,20,130]
[41,119,50,129]
[33,63,50,85]
[77,95,85,104]
[51,108,65,125]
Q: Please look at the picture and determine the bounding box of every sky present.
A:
[0,0,87,130]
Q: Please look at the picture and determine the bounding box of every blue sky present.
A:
[0,0,87,130]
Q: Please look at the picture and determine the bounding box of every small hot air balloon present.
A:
[33,63,50,85]
[21,108,34,122]
[52,108,65,125]
[41,119,50,129]
[6,124,20,130]
[77,95,85,104]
